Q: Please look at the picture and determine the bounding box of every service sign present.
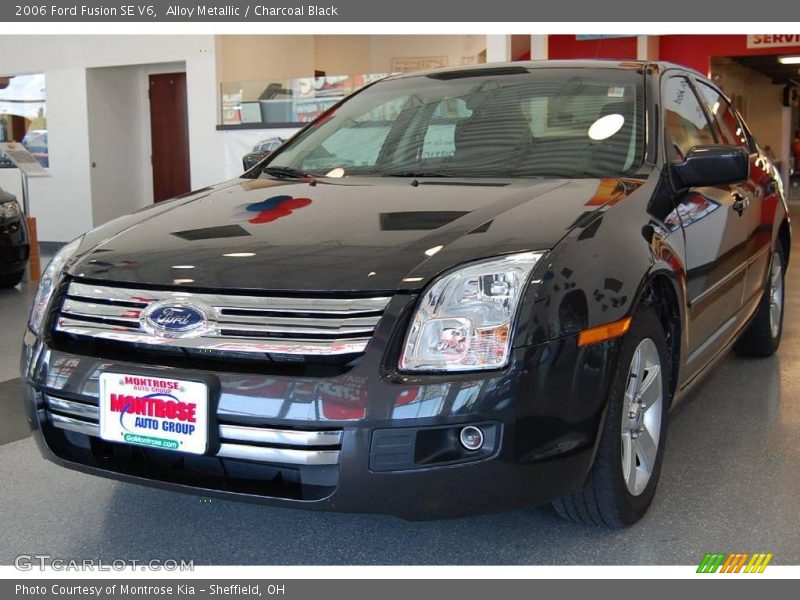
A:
[746,34,800,49]
[98,373,209,455]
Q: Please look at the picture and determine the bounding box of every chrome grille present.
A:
[55,281,391,356]
[44,393,342,466]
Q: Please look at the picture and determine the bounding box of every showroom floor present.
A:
[1,233,799,567]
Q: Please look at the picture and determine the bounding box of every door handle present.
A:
[732,193,749,216]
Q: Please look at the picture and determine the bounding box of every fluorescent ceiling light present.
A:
[778,55,800,65]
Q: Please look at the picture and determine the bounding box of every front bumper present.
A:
[21,328,619,520]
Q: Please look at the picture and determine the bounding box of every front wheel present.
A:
[553,305,670,528]
[734,244,785,358]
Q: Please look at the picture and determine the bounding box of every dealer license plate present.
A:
[98,372,209,455]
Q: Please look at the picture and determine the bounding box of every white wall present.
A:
[86,66,148,226]
[218,35,487,83]
[87,62,187,226]
[313,36,371,74]
[364,35,486,72]
[219,35,316,82]
[4,68,94,243]
[0,35,223,242]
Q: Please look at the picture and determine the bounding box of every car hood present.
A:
[70,176,641,292]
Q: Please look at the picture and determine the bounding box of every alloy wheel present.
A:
[620,338,663,496]
[769,252,784,339]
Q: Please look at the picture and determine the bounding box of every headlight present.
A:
[399,251,545,372]
[0,200,21,219]
[28,237,83,335]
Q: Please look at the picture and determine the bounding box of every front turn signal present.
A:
[577,317,632,347]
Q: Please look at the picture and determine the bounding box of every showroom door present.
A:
[149,72,190,202]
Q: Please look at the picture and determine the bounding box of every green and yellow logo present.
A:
[697,552,773,573]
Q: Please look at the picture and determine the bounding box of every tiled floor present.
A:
[0,238,798,565]
[0,282,35,382]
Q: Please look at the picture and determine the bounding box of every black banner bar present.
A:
[2,0,800,22]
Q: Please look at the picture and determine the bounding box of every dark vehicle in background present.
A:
[242,137,285,171]
[22,129,48,168]
[0,187,29,288]
[22,61,789,527]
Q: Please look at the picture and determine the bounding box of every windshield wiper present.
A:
[383,171,454,178]
[261,166,312,179]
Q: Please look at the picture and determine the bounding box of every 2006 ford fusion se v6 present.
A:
[21,61,790,527]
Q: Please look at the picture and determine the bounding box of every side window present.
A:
[695,82,750,148]
[663,76,717,160]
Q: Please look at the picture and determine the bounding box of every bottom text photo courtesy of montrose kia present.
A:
[15,585,271,596]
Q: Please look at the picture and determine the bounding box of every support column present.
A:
[531,35,548,60]
[781,105,792,202]
[486,35,512,63]
[636,35,660,61]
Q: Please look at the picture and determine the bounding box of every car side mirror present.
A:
[671,145,749,189]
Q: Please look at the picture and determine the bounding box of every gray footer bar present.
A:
[2,579,795,600]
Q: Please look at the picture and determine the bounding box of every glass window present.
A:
[695,82,750,148]
[0,73,48,168]
[264,68,645,179]
[663,76,716,160]
[220,73,391,126]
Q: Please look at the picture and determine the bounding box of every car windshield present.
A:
[262,67,645,179]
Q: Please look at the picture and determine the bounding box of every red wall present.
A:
[541,35,800,76]
[547,35,638,60]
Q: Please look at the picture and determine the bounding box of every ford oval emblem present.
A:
[141,301,212,339]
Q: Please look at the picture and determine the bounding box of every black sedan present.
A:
[242,137,286,171]
[0,187,29,288]
[21,61,789,527]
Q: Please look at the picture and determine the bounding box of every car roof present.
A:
[387,59,705,80]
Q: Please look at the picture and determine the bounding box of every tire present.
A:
[0,270,24,289]
[734,244,785,358]
[553,305,670,528]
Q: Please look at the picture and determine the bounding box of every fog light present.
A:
[459,426,484,451]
